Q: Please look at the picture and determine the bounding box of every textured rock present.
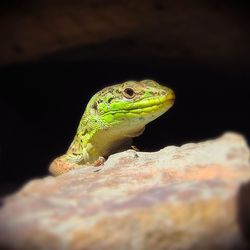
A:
[0,1,250,66]
[0,132,250,250]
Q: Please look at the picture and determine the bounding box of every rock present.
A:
[0,132,249,250]
[237,181,250,243]
[0,1,250,66]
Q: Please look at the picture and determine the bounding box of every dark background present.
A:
[0,0,250,196]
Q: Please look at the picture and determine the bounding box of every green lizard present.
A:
[49,79,175,176]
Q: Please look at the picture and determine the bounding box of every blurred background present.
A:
[0,0,250,196]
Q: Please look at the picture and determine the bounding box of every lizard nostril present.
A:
[92,102,98,110]
[107,97,114,103]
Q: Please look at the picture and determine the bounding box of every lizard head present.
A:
[87,79,175,136]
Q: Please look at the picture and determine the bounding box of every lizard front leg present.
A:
[49,155,106,176]
[49,154,83,176]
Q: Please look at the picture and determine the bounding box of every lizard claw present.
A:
[93,156,106,167]
[131,145,140,151]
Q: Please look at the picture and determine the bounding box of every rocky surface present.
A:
[0,132,250,250]
[0,1,250,66]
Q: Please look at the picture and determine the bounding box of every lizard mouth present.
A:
[145,90,175,108]
[126,90,175,115]
[102,89,175,116]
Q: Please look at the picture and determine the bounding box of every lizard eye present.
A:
[123,88,135,99]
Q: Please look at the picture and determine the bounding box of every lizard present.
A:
[49,79,175,176]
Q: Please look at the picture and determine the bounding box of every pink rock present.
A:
[0,132,249,250]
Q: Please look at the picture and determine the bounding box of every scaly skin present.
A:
[49,80,175,176]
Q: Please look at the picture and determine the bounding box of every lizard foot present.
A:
[49,157,80,176]
[93,156,106,167]
[131,145,140,151]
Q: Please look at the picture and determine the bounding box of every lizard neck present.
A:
[66,116,144,164]
[66,115,99,164]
